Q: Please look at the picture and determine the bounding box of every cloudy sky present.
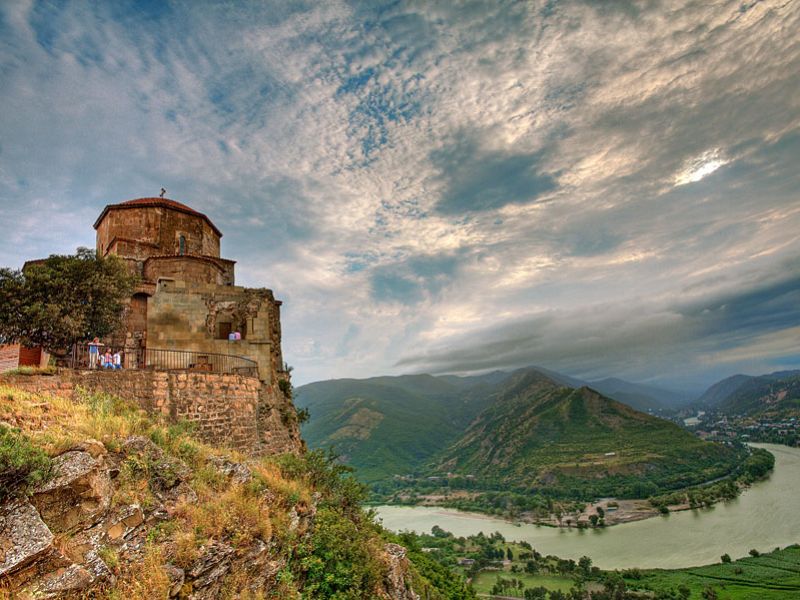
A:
[1,0,798,391]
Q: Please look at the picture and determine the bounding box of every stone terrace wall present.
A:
[257,381,304,455]
[0,370,275,454]
[0,344,21,372]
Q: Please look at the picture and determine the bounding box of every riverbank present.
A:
[376,444,800,570]
[397,521,800,599]
[377,444,775,529]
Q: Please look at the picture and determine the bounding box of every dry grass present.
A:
[174,483,273,550]
[251,461,312,508]
[0,382,323,599]
[0,385,150,455]
[102,544,172,600]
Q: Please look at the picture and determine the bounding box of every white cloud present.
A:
[1,0,798,386]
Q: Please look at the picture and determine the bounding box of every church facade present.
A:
[94,196,288,387]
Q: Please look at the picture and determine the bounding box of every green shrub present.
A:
[293,505,384,599]
[0,424,52,500]
[3,365,57,376]
[278,378,292,398]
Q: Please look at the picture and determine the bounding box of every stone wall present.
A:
[0,344,21,372]
[147,281,281,384]
[257,381,304,456]
[0,370,301,455]
[143,255,232,287]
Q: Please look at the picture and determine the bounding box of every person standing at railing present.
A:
[88,337,103,369]
[102,349,113,369]
[112,349,123,370]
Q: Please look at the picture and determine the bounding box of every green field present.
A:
[471,572,574,595]
[623,545,800,599]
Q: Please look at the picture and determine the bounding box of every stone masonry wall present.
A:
[257,380,304,455]
[0,370,302,455]
[0,344,21,372]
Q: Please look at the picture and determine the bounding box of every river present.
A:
[374,443,800,569]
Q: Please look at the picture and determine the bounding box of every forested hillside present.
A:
[296,368,743,502]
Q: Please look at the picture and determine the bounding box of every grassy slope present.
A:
[295,375,493,482]
[719,375,800,416]
[0,383,471,600]
[625,545,800,599]
[435,370,741,495]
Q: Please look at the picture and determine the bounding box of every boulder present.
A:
[27,563,95,598]
[31,450,112,533]
[0,501,55,577]
[104,504,144,540]
[241,540,283,595]
[207,455,252,484]
[187,541,235,599]
[382,543,420,600]
[70,438,107,458]
[164,564,185,597]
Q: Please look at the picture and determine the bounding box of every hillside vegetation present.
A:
[436,370,744,499]
[400,526,800,599]
[295,374,498,482]
[297,368,746,517]
[0,383,472,599]
[696,370,800,417]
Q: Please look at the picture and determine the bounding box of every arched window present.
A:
[179,235,186,255]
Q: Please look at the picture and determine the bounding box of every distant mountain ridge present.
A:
[433,369,738,497]
[586,377,690,411]
[696,370,800,416]
[295,366,739,496]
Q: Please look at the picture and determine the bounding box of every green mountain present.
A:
[297,368,742,499]
[433,369,742,497]
[294,374,495,482]
[696,374,755,408]
[697,370,800,416]
[718,374,800,416]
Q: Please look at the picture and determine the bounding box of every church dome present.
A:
[94,197,222,237]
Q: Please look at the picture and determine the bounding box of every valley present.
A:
[295,367,769,522]
[375,443,800,570]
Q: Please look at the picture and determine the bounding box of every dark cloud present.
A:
[679,268,800,342]
[397,267,800,389]
[431,134,557,214]
[370,252,463,304]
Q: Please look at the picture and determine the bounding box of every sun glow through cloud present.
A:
[674,149,731,186]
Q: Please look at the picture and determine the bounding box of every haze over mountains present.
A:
[695,370,800,417]
[294,366,747,494]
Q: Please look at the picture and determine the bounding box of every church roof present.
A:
[93,197,222,237]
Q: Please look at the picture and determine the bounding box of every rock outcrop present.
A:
[0,501,55,578]
[382,543,421,600]
[0,436,421,599]
[31,450,112,533]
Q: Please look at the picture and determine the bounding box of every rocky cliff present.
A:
[0,382,429,599]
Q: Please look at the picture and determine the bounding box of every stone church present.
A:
[1,195,301,455]
[94,196,287,387]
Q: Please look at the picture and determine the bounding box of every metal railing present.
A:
[69,343,258,377]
